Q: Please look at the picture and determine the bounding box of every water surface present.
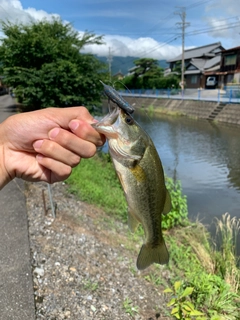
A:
[133,112,240,228]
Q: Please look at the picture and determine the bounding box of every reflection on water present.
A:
[133,111,240,226]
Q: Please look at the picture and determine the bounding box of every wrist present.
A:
[0,129,12,190]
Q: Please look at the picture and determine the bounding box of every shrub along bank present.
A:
[66,152,240,320]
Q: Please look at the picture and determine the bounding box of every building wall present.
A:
[233,73,240,83]
[185,74,202,88]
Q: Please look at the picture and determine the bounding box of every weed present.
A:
[213,213,240,292]
[165,225,240,319]
[147,104,155,116]
[83,279,99,292]
[122,297,139,316]
[164,281,206,319]
[163,177,189,229]
[144,272,165,286]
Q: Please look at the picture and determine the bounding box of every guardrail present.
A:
[118,88,240,104]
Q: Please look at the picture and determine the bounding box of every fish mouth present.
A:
[92,105,120,137]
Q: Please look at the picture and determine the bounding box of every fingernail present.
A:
[36,154,44,161]
[33,140,43,149]
[92,118,99,123]
[49,128,60,139]
[69,120,79,131]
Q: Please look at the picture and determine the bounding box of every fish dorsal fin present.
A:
[163,189,172,215]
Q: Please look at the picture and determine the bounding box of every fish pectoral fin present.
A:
[163,189,172,215]
[136,240,169,270]
[111,143,141,161]
[127,210,140,233]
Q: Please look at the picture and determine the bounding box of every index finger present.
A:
[69,119,106,147]
[43,106,96,129]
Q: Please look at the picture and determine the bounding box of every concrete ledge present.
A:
[103,97,240,126]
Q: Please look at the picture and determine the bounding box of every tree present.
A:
[122,58,164,89]
[0,19,107,110]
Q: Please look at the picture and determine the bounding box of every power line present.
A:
[186,21,240,36]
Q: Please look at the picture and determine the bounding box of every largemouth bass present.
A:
[92,106,171,270]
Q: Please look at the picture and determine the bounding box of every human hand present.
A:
[0,107,105,189]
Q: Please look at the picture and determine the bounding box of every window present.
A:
[191,75,197,84]
[225,54,236,66]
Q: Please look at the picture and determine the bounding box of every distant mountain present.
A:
[95,56,168,76]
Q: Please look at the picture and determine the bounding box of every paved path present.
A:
[0,95,35,319]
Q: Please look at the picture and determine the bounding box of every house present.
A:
[113,70,124,80]
[167,42,225,88]
[215,46,240,86]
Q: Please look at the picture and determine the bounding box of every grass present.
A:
[122,297,139,316]
[214,213,240,292]
[139,104,186,117]
[164,224,240,319]
[66,152,127,221]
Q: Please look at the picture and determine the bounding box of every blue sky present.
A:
[1,0,240,59]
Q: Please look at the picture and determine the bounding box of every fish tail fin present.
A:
[136,240,169,270]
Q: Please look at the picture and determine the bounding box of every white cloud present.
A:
[0,0,60,24]
[204,0,240,44]
[82,34,182,60]
[24,8,60,21]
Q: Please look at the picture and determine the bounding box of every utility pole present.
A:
[175,7,190,97]
[107,47,113,82]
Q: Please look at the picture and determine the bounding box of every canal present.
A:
[133,111,240,230]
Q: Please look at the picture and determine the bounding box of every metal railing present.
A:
[118,87,240,104]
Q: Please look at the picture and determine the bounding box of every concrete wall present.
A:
[215,104,240,125]
[103,96,240,126]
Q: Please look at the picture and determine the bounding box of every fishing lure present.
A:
[100,81,134,115]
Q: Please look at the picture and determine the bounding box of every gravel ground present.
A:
[26,181,172,320]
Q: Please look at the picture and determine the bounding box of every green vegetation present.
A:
[164,177,188,229]
[120,57,180,90]
[0,19,107,110]
[83,279,99,292]
[164,281,205,319]
[214,213,240,292]
[122,297,139,316]
[165,224,240,319]
[139,104,186,117]
[66,152,127,221]
[66,152,240,319]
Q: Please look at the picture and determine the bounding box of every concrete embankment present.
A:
[104,96,240,126]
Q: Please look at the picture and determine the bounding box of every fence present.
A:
[118,87,240,104]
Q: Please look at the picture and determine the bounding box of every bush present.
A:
[162,177,188,229]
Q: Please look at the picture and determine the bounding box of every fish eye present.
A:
[125,116,134,125]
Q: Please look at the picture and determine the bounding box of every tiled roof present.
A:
[204,55,221,69]
[167,42,224,62]
[188,59,206,70]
